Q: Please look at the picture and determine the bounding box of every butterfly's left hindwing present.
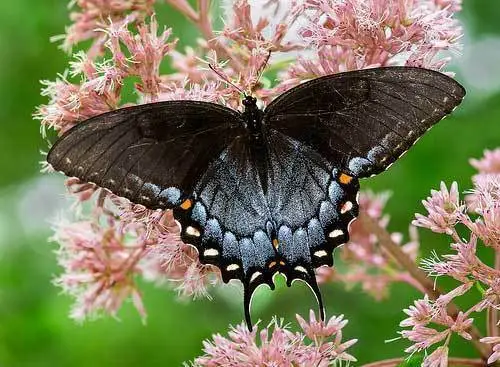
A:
[263,67,465,177]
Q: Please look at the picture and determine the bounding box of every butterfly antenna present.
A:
[253,50,272,91]
[208,64,246,96]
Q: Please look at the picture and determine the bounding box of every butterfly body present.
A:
[47,67,465,329]
[241,96,264,136]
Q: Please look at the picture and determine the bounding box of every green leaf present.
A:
[398,354,424,367]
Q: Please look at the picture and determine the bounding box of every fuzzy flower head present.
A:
[400,296,433,328]
[117,205,220,299]
[57,0,155,55]
[282,0,462,86]
[466,152,500,247]
[52,217,149,322]
[413,181,463,234]
[402,148,500,364]
[423,345,449,367]
[470,148,500,174]
[192,311,356,366]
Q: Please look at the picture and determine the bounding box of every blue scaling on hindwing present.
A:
[191,201,207,226]
[252,230,275,282]
[157,187,182,207]
[319,201,337,228]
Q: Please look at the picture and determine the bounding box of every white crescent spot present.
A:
[186,226,200,237]
[328,229,344,238]
[226,264,240,271]
[340,201,353,214]
[203,248,219,257]
[314,250,328,258]
[250,271,262,283]
[294,266,308,274]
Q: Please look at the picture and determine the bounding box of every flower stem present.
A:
[360,357,485,367]
[487,250,500,341]
[359,213,490,360]
[165,0,198,22]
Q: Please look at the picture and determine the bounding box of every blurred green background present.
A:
[0,1,499,366]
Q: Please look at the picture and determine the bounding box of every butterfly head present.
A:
[242,96,257,107]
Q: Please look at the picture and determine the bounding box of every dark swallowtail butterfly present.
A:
[47,67,465,329]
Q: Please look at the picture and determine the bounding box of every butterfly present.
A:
[47,67,465,330]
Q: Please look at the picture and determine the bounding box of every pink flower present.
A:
[434,282,474,310]
[449,311,474,340]
[56,0,155,54]
[402,150,500,362]
[470,149,500,174]
[480,336,500,364]
[401,326,450,353]
[423,346,449,367]
[400,296,433,327]
[296,310,349,340]
[281,0,462,88]
[34,73,113,136]
[413,181,464,234]
[52,217,149,322]
[400,280,475,354]
[192,311,356,366]
[465,174,500,247]
[132,210,220,299]
[318,191,422,299]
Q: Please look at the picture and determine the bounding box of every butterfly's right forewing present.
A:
[263,67,465,177]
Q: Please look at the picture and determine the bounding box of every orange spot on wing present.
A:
[339,173,353,185]
[268,261,277,269]
[279,260,285,266]
[180,199,192,210]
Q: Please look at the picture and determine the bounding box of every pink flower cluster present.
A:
[54,0,156,55]
[36,17,177,136]
[400,149,500,364]
[52,212,149,322]
[52,179,219,321]
[192,310,357,366]
[282,0,462,87]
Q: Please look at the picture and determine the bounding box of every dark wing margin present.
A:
[263,67,465,178]
[47,101,244,209]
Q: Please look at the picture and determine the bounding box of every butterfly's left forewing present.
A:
[48,101,244,209]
